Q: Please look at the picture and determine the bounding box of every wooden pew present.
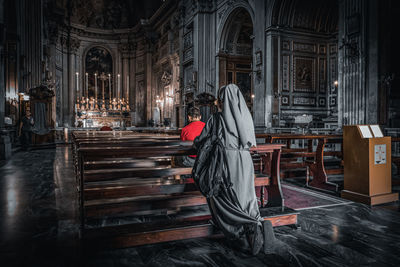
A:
[256,134,343,192]
[74,135,298,249]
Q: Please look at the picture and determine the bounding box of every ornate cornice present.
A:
[59,35,80,53]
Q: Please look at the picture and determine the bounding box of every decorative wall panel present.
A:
[319,44,326,54]
[282,55,290,91]
[319,58,326,93]
[183,47,193,62]
[281,96,289,105]
[319,97,326,107]
[293,42,316,53]
[293,96,316,106]
[136,59,144,73]
[282,40,290,50]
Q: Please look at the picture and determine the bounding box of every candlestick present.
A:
[94,73,98,100]
[126,75,129,101]
[108,74,111,101]
[85,73,88,98]
[117,74,121,99]
[75,72,79,96]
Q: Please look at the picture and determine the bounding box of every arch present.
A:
[269,0,338,33]
[216,5,254,108]
[217,2,255,55]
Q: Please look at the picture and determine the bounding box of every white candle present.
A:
[126,75,129,100]
[108,74,111,100]
[94,73,98,100]
[117,74,121,99]
[76,72,79,95]
[85,73,88,98]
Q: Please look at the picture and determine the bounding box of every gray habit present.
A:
[194,84,262,244]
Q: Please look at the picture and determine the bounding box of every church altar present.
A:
[76,109,130,128]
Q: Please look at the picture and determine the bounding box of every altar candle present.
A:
[76,72,79,96]
[117,74,121,99]
[95,73,98,100]
[108,74,111,100]
[85,73,88,98]
[126,75,129,100]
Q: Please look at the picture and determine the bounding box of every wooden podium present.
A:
[342,125,398,205]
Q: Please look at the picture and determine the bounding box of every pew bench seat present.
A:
[82,206,299,249]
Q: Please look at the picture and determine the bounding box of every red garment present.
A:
[100,126,113,131]
[181,120,205,157]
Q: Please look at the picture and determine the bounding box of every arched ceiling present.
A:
[65,0,164,29]
[271,0,338,34]
[223,8,253,56]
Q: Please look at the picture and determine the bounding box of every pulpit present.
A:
[28,85,55,144]
[342,125,398,205]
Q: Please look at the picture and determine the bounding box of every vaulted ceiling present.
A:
[62,0,165,29]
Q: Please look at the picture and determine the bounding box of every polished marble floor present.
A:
[1,146,400,266]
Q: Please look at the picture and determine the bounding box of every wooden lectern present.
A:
[342,125,398,205]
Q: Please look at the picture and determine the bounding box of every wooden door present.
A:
[219,55,253,109]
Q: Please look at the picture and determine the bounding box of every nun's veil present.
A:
[218,84,256,148]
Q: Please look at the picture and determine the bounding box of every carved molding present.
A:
[319,58,326,93]
[161,71,172,86]
[281,55,290,91]
[119,42,136,54]
[293,96,316,106]
[293,42,316,53]
[59,35,80,53]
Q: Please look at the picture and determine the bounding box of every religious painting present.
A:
[294,57,315,92]
[85,47,113,98]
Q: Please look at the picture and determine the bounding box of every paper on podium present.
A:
[370,125,383,138]
[359,125,373,138]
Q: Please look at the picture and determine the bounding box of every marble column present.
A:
[0,0,5,130]
[192,7,216,120]
[265,30,279,129]
[145,45,153,122]
[253,0,269,130]
[129,48,136,113]
[338,0,379,126]
[0,0,11,160]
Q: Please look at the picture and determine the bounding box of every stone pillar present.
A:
[338,0,379,126]
[67,37,79,126]
[0,0,5,129]
[145,45,152,123]
[192,1,217,121]
[253,0,269,130]
[129,45,136,113]
[0,0,11,160]
[265,30,279,129]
